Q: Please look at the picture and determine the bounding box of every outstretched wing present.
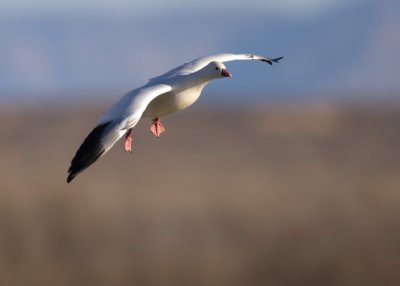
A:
[67,84,172,183]
[148,53,283,83]
[191,53,283,67]
[67,120,121,183]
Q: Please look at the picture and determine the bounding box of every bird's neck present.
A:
[172,70,214,91]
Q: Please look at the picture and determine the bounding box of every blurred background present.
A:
[1,0,400,285]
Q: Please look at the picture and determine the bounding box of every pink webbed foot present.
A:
[150,117,166,138]
[124,128,133,152]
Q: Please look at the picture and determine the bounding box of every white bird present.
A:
[67,53,283,183]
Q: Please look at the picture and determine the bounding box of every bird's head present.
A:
[205,61,232,79]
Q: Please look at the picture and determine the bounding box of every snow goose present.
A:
[67,53,283,183]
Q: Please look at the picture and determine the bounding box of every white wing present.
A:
[99,84,172,125]
[189,53,283,68]
[148,53,283,83]
[67,84,172,182]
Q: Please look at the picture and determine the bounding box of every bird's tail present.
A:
[67,121,123,183]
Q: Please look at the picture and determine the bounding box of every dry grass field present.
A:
[1,101,400,285]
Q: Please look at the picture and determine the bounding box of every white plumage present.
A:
[67,53,283,183]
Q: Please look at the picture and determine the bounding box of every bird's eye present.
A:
[215,67,219,70]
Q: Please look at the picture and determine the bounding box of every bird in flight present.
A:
[67,53,283,183]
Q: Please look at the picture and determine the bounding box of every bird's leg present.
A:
[124,128,133,152]
[150,117,165,138]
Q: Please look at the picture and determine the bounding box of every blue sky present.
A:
[1,0,360,15]
[1,0,399,103]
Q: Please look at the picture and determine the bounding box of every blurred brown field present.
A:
[1,101,400,286]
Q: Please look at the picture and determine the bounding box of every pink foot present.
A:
[150,117,166,138]
[124,128,133,152]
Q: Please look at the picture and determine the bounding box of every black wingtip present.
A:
[66,173,75,184]
[260,56,284,65]
[272,56,284,63]
[66,122,110,183]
